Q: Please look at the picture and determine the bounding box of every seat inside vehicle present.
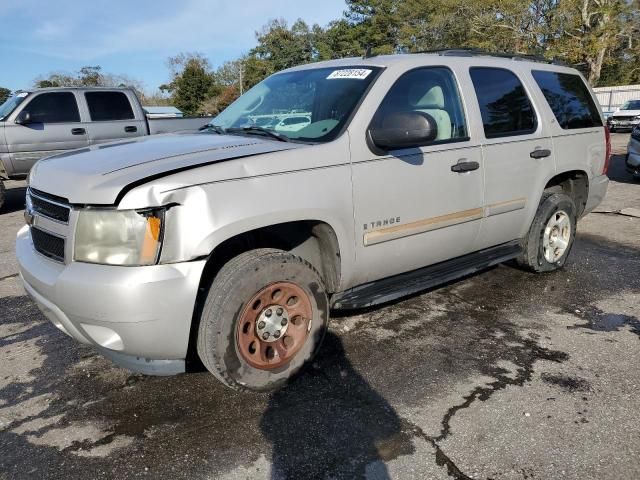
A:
[408,83,452,140]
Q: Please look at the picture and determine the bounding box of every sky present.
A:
[0,0,346,93]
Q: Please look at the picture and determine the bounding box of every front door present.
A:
[350,66,484,285]
[5,91,90,175]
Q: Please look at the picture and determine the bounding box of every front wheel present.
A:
[196,249,329,392]
[517,193,577,273]
[0,180,5,211]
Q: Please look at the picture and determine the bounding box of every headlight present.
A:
[74,208,165,266]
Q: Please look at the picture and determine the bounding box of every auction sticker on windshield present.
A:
[327,69,372,80]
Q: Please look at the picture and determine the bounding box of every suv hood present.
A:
[29,133,302,204]
[612,110,640,118]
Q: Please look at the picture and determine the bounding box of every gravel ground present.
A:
[0,134,638,480]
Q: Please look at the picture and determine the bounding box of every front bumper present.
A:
[608,118,640,130]
[16,225,206,375]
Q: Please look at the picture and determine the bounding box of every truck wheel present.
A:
[0,181,5,211]
[197,248,329,392]
[517,193,577,273]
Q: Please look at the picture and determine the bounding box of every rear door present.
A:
[4,91,89,175]
[468,66,556,251]
[84,90,146,144]
[530,69,605,194]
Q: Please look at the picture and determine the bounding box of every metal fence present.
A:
[594,85,640,114]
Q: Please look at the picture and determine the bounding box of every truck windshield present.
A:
[621,100,640,111]
[208,66,381,143]
[0,93,28,121]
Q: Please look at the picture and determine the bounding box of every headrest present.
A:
[408,84,445,109]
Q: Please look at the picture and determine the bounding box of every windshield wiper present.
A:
[200,124,226,134]
[226,126,290,142]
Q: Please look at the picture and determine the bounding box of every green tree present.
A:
[161,53,216,115]
[0,87,11,104]
[547,0,639,85]
[249,19,316,75]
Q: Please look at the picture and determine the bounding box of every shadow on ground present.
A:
[0,185,26,215]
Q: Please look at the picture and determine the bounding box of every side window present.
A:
[22,92,80,123]
[85,91,135,121]
[532,71,603,129]
[371,67,468,143]
[470,67,537,138]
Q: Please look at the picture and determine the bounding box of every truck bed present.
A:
[147,117,210,135]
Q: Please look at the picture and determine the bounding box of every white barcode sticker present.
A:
[327,69,372,80]
[17,92,29,97]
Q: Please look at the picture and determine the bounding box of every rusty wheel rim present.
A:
[237,282,313,370]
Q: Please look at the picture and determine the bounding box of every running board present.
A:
[331,241,522,310]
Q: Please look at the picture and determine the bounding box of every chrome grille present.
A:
[611,116,635,122]
[26,188,72,263]
[31,227,65,262]
[28,188,71,223]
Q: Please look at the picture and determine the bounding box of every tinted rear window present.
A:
[470,67,537,138]
[23,92,80,123]
[532,71,602,129]
[85,91,135,121]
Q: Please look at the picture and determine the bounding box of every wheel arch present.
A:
[543,169,589,217]
[185,219,343,370]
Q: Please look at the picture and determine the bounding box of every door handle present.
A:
[124,126,138,133]
[451,161,480,173]
[71,128,86,135]
[530,148,551,159]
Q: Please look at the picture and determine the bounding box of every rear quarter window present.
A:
[85,91,135,121]
[531,71,603,129]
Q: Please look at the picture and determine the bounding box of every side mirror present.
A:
[15,111,32,125]
[369,111,438,151]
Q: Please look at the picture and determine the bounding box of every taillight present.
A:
[603,126,612,175]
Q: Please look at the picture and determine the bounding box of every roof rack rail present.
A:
[416,48,565,65]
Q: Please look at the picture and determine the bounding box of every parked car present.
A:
[274,115,311,132]
[0,87,209,209]
[16,51,609,391]
[607,99,640,132]
[626,126,640,179]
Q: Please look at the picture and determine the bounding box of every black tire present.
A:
[517,192,577,273]
[196,248,329,392]
[0,181,4,212]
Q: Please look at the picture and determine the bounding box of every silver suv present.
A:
[16,51,610,391]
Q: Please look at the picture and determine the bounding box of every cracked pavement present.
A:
[1,134,639,479]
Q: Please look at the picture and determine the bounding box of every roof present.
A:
[22,86,135,94]
[284,51,577,75]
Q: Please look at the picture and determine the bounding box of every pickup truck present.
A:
[0,87,209,209]
[16,51,609,392]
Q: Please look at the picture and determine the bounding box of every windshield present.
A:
[208,66,381,143]
[621,100,640,111]
[0,93,29,121]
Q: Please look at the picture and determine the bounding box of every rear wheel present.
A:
[0,181,4,211]
[517,193,577,273]
[196,248,329,392]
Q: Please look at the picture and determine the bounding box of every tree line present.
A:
[2,0,638,115]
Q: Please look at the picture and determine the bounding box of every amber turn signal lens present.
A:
[140,215,162,264]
